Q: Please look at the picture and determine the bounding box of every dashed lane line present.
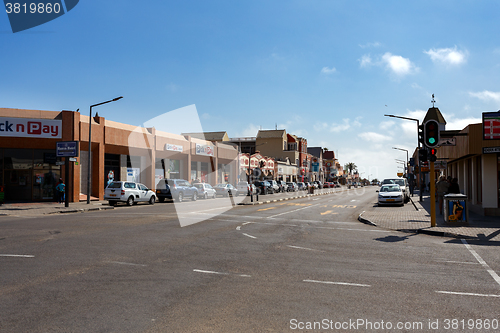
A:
[242,233,257,239]
[193,269,251,278]
[0,254,35,258]
[287,245,325,252]
[304,279,371,287]
[436,291,500,298]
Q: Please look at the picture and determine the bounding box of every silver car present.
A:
[105,181,156,206]
[377,184,404,206]
[193,183,216,199]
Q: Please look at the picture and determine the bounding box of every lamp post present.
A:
[384,114,422,202]
[392,147,408,175]
[87,96,123,204]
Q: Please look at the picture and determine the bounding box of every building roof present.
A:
[256,129,286,139]
[307,147,323,158]
[423,107,447,125]
[323,150,335,159]
[181,131,229,141]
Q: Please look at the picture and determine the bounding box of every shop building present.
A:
[0,108,238,202]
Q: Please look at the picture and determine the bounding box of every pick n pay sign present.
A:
[4,0,79,33]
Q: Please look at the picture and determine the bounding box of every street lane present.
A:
[1,188,499,332]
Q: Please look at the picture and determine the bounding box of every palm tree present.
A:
[344,162,357,175]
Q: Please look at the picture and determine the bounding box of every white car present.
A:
[105,181,156,206]
[377,184,404,206]
[382,178,409,203]
[193,183,216,199]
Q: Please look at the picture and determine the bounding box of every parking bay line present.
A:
[462,239,500,287]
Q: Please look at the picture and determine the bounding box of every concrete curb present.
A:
[357,211,377,226]
[237,190,338,206]
[47,205,114,215]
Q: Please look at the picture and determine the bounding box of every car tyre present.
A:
[127,196,134,206]
[158,197,165,203]
[149,196,155,205]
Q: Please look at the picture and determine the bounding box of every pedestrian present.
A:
[436,175,449,215]
[448,178,460,194]
[56,178,65,203]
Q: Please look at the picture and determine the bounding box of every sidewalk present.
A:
[0,200,113,217]
[359,191,500,241]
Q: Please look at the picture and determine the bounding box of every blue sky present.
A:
[2,0,500,181]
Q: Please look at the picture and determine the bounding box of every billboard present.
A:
[483,111,500,140]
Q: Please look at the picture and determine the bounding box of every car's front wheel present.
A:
[127,196,134,206]
[149,196,155,205]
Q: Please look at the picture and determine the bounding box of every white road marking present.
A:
[350,200,358,202]
[436,291,500,298]
[108,261,147,267]
[236,226,241,230]
[312,198,320,201]
[267,203,321,218]
[461,239,500,287]
[242,222,252,225]
[0,254,35,258]
[287,245,325,252]
[437,260,479,265]
[193,269,251,277]
[242,233,257,239]
[304,279,371,287]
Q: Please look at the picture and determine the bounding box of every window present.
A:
[124,182,136,189]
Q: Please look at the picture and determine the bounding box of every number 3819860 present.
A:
[5,3,62,14]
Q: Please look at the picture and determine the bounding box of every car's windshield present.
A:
[107,182,122,188]
[381,185,401,192]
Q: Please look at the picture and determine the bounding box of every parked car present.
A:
[255,180,273,194]
[286,182,298,192]
[214,183,239,197]
[313,180,323,189]
[237,181,258,196]
[277,180,288,192]
[105,181,156,206]
[296,182,306,191]
[377,184,404,206]
[156,179,198,202]
[382,178,409,203]
[323,182,332,188]
[193,183,216,199]
[270,180,280,193]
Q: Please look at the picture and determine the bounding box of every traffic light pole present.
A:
[430,160,436,227]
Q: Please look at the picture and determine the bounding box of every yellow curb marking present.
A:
[258,207,277,211]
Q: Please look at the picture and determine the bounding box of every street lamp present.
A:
[392,147,408,174]
[87,96,123,204]
[384,114,423,202]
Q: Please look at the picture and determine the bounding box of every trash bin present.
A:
[444,193,468,224]
[308,186,314,194]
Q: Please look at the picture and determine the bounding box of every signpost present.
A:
[56,141,79,207]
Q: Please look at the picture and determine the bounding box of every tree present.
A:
[323,147,329,153]
[344,162,357,175]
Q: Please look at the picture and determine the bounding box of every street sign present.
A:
[69,157,77,162]
[56,141,79,157]
[439,137,456,146]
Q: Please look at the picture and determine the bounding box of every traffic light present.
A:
[418,148,428,162]
[429,148,437,162]
[424,120,440,148]
[418,124,424,146]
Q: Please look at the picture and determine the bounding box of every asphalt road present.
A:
[1,187,499,332]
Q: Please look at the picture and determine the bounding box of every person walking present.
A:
[436,175,449,215]
[448,178,460,194]
[56,178,65,204]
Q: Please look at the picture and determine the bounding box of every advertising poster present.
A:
[448,199,466,223]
